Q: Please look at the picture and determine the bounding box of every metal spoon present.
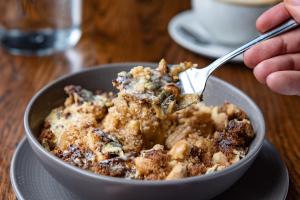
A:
[179,19,299,95]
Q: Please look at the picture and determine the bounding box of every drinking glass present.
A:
[0,0,82,55]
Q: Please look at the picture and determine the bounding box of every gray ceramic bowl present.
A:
[24,63,265,200]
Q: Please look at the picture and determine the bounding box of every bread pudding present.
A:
[39,60,254,180]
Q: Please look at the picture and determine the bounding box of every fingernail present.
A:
[287,0,300,6]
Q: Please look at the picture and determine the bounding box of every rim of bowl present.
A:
[24,62,265,185]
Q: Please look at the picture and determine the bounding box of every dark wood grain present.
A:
[0,0,299,199]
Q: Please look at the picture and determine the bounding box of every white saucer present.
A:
[10,138,289,200]
[168,11,244,62]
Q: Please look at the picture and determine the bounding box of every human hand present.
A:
[244,0,300,95]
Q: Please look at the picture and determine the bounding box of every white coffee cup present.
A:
[191,0,281,45]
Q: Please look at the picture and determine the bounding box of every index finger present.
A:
[256,3,291,33]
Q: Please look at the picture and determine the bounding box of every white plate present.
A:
[168,11,244,62]
[11,138,289,200]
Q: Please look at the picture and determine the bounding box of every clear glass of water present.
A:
[0,0,82,56]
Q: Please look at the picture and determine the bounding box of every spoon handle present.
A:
[207,19,299,75]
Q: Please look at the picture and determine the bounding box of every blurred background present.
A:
[0,0,190,62]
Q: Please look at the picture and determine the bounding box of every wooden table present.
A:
[0,0,299,199]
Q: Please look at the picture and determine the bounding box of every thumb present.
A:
[285,0,300,22]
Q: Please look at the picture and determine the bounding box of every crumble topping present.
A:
[39,60,254,180]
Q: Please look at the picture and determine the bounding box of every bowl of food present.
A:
[24,60,265,200]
